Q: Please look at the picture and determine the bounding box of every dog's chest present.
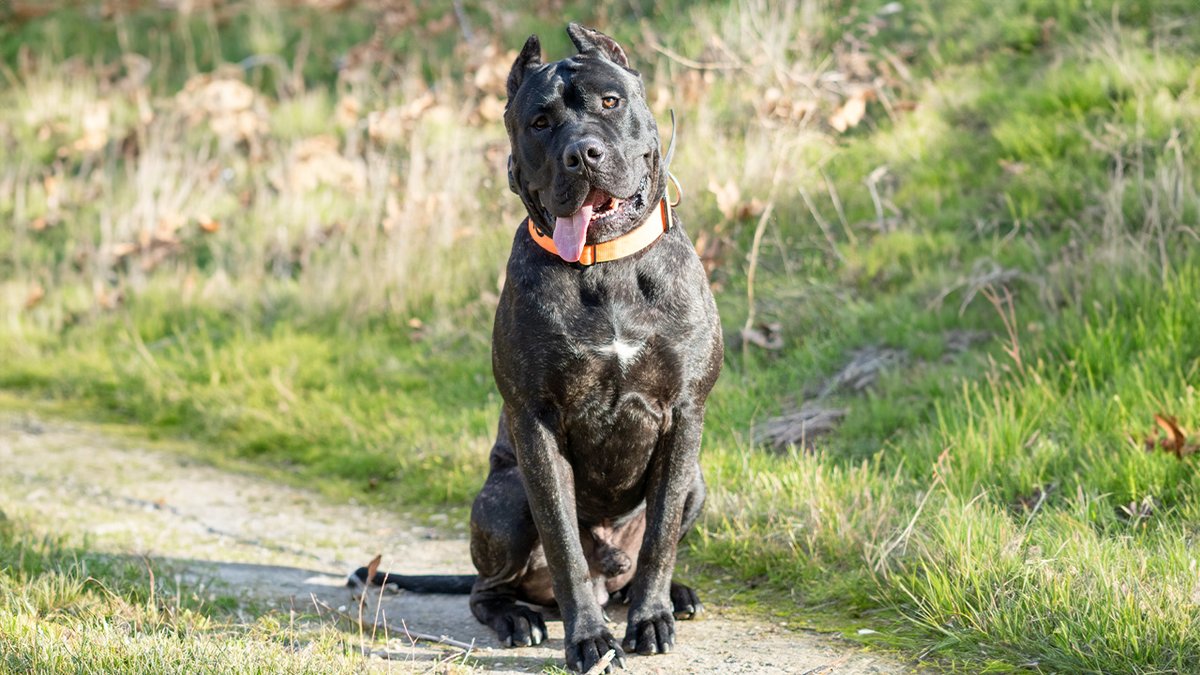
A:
[557,299,683,428]
[592,337,643,365]
[570,310,654,374]
[557,307,683,513]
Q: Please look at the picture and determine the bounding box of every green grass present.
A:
[3,0,1200,671]
[0,511,378,673]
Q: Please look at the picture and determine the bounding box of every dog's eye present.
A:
[531,116,550,130]
[601,96,620,110]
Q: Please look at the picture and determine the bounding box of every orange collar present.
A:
[526,198,672,266]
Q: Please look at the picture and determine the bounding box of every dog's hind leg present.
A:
[469,416,549,648]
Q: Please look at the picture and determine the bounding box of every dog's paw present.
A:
[670,581,704,620]
[622,606,676,655]
[566,629,625,673]
[489,605,547,648]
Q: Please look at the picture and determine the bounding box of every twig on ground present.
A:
[754,403,848,451]
[584,649,618,675]
[310,595,475,652]
[816,347,907,398]
[741,200,776,364]
[925,261,1023,315]
[741,164,787,363]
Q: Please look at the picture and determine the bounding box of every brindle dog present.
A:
[352,24,722,673]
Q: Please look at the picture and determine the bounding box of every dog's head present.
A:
[504,24,663,263]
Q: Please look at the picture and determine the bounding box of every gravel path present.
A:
[0,414,924,674]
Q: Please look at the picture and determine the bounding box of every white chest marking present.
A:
[596,339,643,363]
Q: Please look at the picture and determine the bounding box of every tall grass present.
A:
[1,18,515,331]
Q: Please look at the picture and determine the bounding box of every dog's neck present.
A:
[526,196,672,266]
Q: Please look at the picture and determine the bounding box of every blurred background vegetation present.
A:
[2,0,1200,671]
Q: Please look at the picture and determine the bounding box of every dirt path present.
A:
[0,414,921,674]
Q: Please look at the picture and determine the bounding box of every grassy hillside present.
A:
[3,0,1199,671]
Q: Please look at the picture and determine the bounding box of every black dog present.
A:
[352,24,722,673]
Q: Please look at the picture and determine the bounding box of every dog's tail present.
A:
[346,566,476,595]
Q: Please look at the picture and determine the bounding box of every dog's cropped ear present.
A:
[566,23,629,69]
[507,35,542,101]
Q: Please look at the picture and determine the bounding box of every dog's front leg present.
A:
[622,403,705,656]
[511,410,626,673]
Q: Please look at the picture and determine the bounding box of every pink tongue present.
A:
[554,204,593,263]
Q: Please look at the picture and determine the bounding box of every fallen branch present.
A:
[310,595,476,652]
[754,402,848,451]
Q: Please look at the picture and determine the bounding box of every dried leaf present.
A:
[154,214,185,245]
[760,87,817,122]
[470,43,516,97]
[43,175,61,211]
[474,94,506,123]
[368,92,436,144]
[1154,414,1187,456]
[708,180,764,222]
[842,52,873,79]
[1141,413,1199,459]
[829,89,873,133]
[741,322,783,350]
[197,215,221,233]
[24,284,45,310]
[280,136,366,195]
[335,95,361,128]
[175,73,267,144]
[1117,495,1159,526]
[709,179,741,221]
[94,282,123,310]
[693,230,729,279]
[72,100,110,152]
[110,242,139,259]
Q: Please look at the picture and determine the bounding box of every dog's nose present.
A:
[563,138,605,174]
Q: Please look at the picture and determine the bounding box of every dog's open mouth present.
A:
[552,176,648,263]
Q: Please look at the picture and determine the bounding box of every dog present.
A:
[351,24,723,673]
